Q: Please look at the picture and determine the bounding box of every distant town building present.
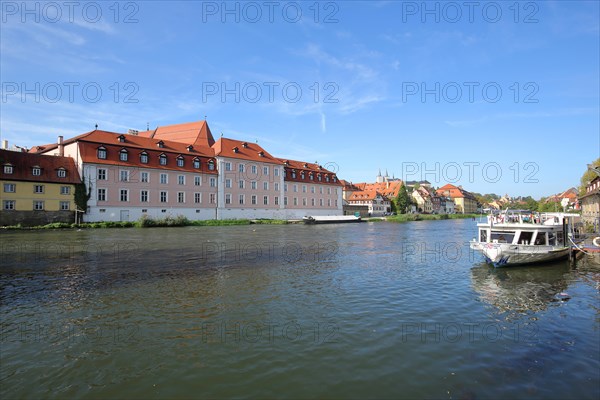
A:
[436,183,478,214]
[579,176,600,231]
[545,187,579,210]
[346,190,390,216]
[1,148,81,226]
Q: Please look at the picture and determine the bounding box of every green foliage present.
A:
[74,177,92,213]
[136,215,191,227]
[537,200,562,212]
[395,183,411,214]
[579,158,600,195]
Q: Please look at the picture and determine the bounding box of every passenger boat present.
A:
[470,210,581,267]
[303,215,361,224]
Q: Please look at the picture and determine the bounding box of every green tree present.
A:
[579,158,600,195]
[395,183,411,214]
[74,177,92,212]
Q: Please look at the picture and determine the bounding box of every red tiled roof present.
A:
[138,120,216,148]
[276,157,341,185]
[436,183,476,200]
[213,137,281,164]
[351,181,403,199]
[0,149,81,184]
[348,190,385,201]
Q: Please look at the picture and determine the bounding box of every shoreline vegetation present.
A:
[1,213,481,230]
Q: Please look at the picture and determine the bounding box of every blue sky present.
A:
[1,0,598,198]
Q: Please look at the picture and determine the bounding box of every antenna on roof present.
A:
[95,124,98,129]
[255,139,258,143]
[204,115,207,121]
[220,132,223,137]
[147,122,149,130]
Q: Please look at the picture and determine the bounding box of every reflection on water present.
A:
[470,261,573,317]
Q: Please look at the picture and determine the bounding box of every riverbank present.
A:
[0,213,480,230]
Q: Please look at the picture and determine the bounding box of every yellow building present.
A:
[1,149,81,226]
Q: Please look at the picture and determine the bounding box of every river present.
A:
[1,219,599,399]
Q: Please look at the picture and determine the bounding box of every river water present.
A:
[1,219,599,399]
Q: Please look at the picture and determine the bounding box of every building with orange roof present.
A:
[436,183,478,214]
[346,189,389,216]
[31,120,343,221]
[1,148,81,226]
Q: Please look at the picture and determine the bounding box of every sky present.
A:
[1,0,599,198]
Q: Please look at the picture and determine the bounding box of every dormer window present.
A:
[233,147,239,153]
[97,146,107,159]
[301,171,305,179]
[159,154,167,165]
[32,166,41,176]
[208,160,215,170]
[57,168,66,178]
[291,170,296,179]
[117,135,126,143]
[157,140,164,148]
[242,142,248,148]
[193,158,201,169]
[326,175,330,182]
[187,145,194,152]
[3,164,14,174]
[284,160,289,166]
[258,151,264,157]
[177,156,184,167]
[303,163,308,168]
[333,176,337,182]
[140,152,149,164]
[318,174,322,181]
[120,148,128,161]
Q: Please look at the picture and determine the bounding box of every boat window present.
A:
[490,231,515,244]
[534,232,546,245]
[548,232,556,246]
[479,230,488,242]
[556,232,564,246]
[517,231,534,245]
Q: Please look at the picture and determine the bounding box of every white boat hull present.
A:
[470,241,570,267]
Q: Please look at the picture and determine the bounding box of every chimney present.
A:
[58,135,64,156]
[1,140,8,149]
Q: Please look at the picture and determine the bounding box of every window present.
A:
[293,184,298,193]
[263,196,269,205]
[57,168,66,178]
[328,199,331,207]
[225,194,231,204]
[239,180,245,189]
[284,197,288,206]
[263,182,269,190]
[209,193,216,204]
[301,171,305,179]
[60,186,70,195]
[302,198,307,206]
[4,165,14,174]
[284,184,288,192]
[208,160,215,170]
[98,168,107,180]
[326,175,330,182]
[251,195,257,205]
[194,193,201,204]
[4,200,15,210]
[274,183,279,191]
[178,175,185,185]
[291,171,296,179]
[120,149,128,161]
[302,185,306,193]
[178,192,185,203]
[311,186,315,194]
[118,135,126,143]
[177,157,184,167]
[34,185,44,193]
[318,174,322,182]
[239,194,245,204]
[274,197,279,205]
[320,187,323,194]
[141,190,148,202]
[225,162,232,171]
[251,165,257,174]
[3,183,15,193]
[226,179,232,188]
[263,166,269,175]
[311,198,315,206]
[194,176,201,186]
[97,188,106,201]
[309,173,314,181]
[238,164,245,173]
[97,147,107,159]
[160,173,168,184]
[34,200,44,210]
[60,201,70,210]
[32,167,41,176]
[157,141,164,148]
[193,158,200,169]
[159,154,167,165]
[210,177,216,187]
[251,181,257,190]
[293,197,298,206]
[120,170,129,182]
[141,172,149,183]
[274,168,279,176]
[120,189,129,202]
[319,199,323,206]
[160,191,168,203]
[140,152,149,164]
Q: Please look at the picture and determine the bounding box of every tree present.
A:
[579,158,600,195]
[395,183,411,213]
